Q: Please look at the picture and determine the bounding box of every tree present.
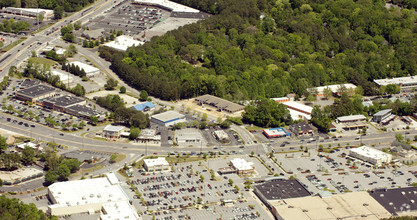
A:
[71,84,85,97]
[199,121,207,129]
[0,195,53,219]
[395,133,404,142]
[110,154,118,163]
[202,113,208,121]
[129,127,140,140]
[74,21,82,30]
[120,86,126,94]
[57,164,70,181]
[104,78,118,90]
[385,84,400,95]
[44,170,57,185]
[139,90,148,101]
[53,6,64,19]
[228,179,234,185]
[21,146,35,166]
[62,33,75,43]
[0,135,7,153]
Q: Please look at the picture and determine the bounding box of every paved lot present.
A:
[274,149,417,195]
[124,156,271,219]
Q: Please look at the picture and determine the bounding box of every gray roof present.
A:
[151,111,184,122]
[369,187,417,215]
[253,179,311,200]
[17,84,55,98]
[194,94,244,112]
[42,95,84,108]
[374,109,392,117]
[20,79,40,89]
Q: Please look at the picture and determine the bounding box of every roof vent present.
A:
[411,200,415,203]
[389,202,393,206]
[380,194,384,197]
[401,192,405,195]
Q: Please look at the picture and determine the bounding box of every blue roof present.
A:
[132,102,155,111]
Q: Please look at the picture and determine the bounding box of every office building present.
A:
[143,157,170,172]
[349,146,392,167]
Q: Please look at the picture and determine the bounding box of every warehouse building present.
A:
[336,114,368,130]
[282,101,312,120]
[373,109,395,125]
[230,158,255,175]
[103,125,126,139]
[134,0,200,13]
[47,173,139,219]
[374,76,417,92]
[68,61,100,77]
[263,128,291,138]
[349,146,392,167]
[270,191,391,220]
[194,94,245,113]
[271,97,291,103]
[312,83,357,97]
[51,70,74,84]
[143,157,170,172]
[103,35,144,51]
[15,84,56,103]
[151,111,186,127]
[42,95,85,112]
[19,79,40,89]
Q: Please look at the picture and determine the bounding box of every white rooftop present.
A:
[106,172,119,185]
[134,0,200,13]
[151,111,185,122]
[16,142,39,150]
[101,201,140,220]
[6,7,53,14]
[230,158,254,171]
[144,157,169,167]
[51,70,73,83]
[350,146,391,161]
[337,114,366,122]
[214,130,229,139]
[282,101,313,114]
[49,176,127,207]
[104,125,125,132]
[374,76,417,86]
[271,97,290,102]
[69,61,99,74]
[104,35,144,51]
[314,83,357,93]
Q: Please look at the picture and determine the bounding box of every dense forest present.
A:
[0,0,94,13]
[100,0,417,102]
[0,195,56,219]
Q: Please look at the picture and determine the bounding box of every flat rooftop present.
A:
[374,109,392,117]
[134,0,200,13]
[43,95,84,108]
[337,114,367,122]
[69,61,99,74]
[20,79,40,88]
[374,76,417,86]
[151,111,184,122]
[66,104,99,116]
[144,157,169,167]
[369,187,417,215]
[17,84,55,98]
[271,191,391,220]
[349,146,391,160]
[104,125,125,132]
[314,83,357,93]
[254,178,311,200]
[103,35,144,51]
[282,101,313,114]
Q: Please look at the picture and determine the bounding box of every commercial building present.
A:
[151,111,186,127]
[133,0,200,13]
[143,157,170,172]
[15,84,56,103]
[103,35,144,51]
[51,70,73,84]
[271,97,291,103]
[68,61,100,77]
[270,191,391,220]
[103,125,126,139]
[312,83,357,97]
[2,7,54,20]
[369,187,417,216]
[230,158,255,175]
[374,76,417,92]
[194,94,245,113]
[47,173,139,219]
[19,79,40,89]
[136,129,161,144]
[132,102,155,112]
[42,95,85,112]
[0,167,43,185]
[65,104,103,120]
[253,178,310,210]
[281,101,312,120]
[349,146,392,167]
[373,109,395,125]
[213,130,229,141]
[16,142,42,151]
[174,129,204,146]
[263,128,291,138]
[336,114,368,130]
[288,122,317,136]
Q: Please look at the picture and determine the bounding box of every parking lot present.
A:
[125,156,271,220]
[275,148,417,195]
[88,2,170,37]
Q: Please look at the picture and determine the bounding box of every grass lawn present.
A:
[111,154,126,163]
[71,165,105,177]
[28,57,57,66]
[245,126,265,131]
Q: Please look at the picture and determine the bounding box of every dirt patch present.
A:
[86,90,139,107]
